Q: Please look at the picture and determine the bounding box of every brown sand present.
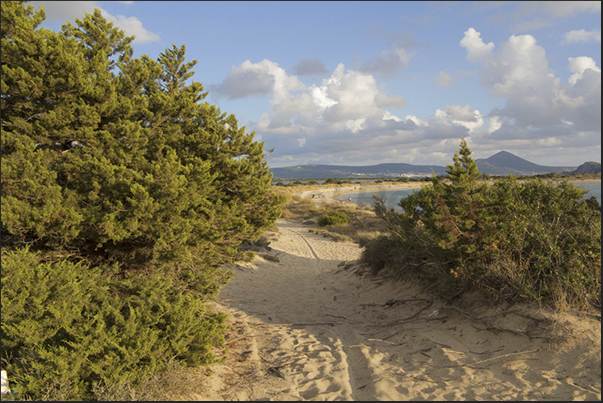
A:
[191,209,601,400]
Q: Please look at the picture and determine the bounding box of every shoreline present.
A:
[285,178,601,207]
[295,182,426,204]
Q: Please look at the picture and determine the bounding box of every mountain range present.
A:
[269,151,600,180]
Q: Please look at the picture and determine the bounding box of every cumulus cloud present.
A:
[460,28,495,62]
[33,1,159,43]
[433,105,484,134]
[34,0,97,23]
[244,60,489,167]
[461,27,601,136]
[567,56,601,85]
[102,12,160,43]
[253,62,411,137]
[290,58,330,77]
[211,59,304,100]
[219,27,599,168]
[562,29,601,44]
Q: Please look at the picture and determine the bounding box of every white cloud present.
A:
[33,1,159,44]
[432,105,484,135]
[382,111,403,122]
[320,68,383,126]
[345,119,366,133]
[246,62,409,137]
[101,11,160,43]
[211,59,304,100]
[535,137,562,147]
[481,34,553,98]
[567,56,601,85]
[405,115,427,127]
[461,28,601,135]
[220,26,600,168]
[310,86,337,112]
[486,116,503,134]
[256,62,487,165]
[460,28,494,62]
[433,71,455,88]
[34,1,98,23]
[562,29,602,44]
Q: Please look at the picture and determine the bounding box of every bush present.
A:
[365,139,601,310]
[318,210,350,227]
[1,3,284,398]
[1,3,284,274]
[1,247,229,400]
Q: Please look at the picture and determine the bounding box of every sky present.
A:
[33,1,601,168]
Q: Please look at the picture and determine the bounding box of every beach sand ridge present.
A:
[191,216,601,401]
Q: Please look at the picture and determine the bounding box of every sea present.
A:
[339,181,602,211]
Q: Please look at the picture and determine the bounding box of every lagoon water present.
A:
[340,181,601,211]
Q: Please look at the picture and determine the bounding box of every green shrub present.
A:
[1,248,229,401]
[1,4,284,398]
[1,2,284,274]
[318,210,350,227]
[365,139,601,310]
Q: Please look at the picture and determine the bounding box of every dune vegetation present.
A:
[287,140,601,312]
[1,3,284,400]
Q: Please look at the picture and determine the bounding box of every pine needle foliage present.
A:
[1,2,284,399]
[365,139,601,310]
[1,2,284,274]
[1,247,228,400]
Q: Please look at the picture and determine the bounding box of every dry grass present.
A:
[277,192,388,245]
[18,360,214,401]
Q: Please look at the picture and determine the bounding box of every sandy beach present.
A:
[282,181,428,209]
[282,177,600,208]
[191,206,601,400]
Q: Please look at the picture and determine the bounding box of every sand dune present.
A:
[191,217,601,401]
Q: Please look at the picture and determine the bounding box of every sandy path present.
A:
[193,218,601,401]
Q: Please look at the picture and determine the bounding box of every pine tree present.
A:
[2,2,284,280]
[2,3,285,398]
[371,139,600,309]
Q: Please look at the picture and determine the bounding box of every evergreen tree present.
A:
[398,138,489,254]
[2,2,284,280]
[371,139,600,309]
[2,2,285,398]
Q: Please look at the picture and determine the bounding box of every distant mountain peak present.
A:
[475,151,576,176]
[490,150,514,157]
[269,151,581,180]
[482,150,532,164]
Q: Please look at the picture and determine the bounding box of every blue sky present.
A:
[34,1,601,168]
